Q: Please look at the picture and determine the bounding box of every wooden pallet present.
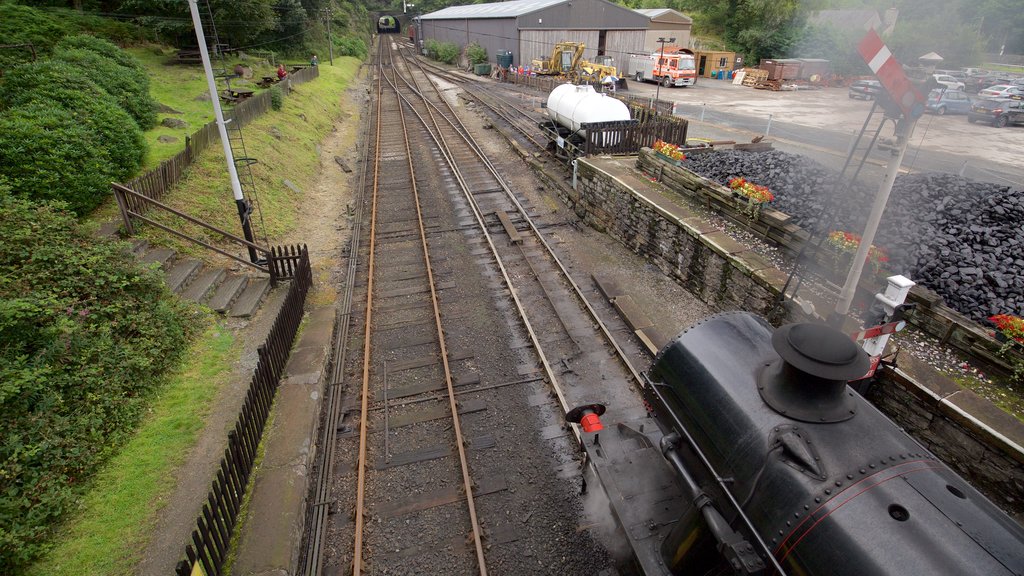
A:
[753,79,782,91]
[740,68,768,87]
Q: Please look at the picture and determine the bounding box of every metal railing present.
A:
[174,245,311,576]
[111,183,301,285]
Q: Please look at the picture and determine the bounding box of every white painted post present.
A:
[861,275,916,356]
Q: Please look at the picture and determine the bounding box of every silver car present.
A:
[925,89,973,115]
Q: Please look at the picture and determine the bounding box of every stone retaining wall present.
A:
[869,363,1024,520]
[634,148,1024,376]
[570,158,796,322]
[568,152,1024,519]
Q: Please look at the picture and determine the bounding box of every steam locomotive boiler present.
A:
[579,312,1024,576]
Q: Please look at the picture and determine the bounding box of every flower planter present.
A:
[655,151,684,167]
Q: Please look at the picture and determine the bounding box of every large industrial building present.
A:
[416,0,650,73]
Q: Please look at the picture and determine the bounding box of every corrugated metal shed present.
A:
[420,0,565,20]
[417,0,648,72]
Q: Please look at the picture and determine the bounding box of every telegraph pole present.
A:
[322,8,334,66]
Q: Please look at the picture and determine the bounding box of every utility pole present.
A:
[186,0,259,261]
[655,37,675,114]
[323,8,334,66]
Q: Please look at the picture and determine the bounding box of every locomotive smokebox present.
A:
[758,322,869,423]
[646,312,1024,576]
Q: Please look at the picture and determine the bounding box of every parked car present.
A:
[967,98,1024,127]
[925,89,972,115]
[848,79,882,100]
[967,74,1014,93]
[935,69,967,81]
[961,67,987,77]
[932,74,966,91]
[978,84,1024,99]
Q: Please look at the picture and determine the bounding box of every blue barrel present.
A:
[497,50,513,69]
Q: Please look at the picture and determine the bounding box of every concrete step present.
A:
[130,239,149,255]
[166,259,203,293]
[95,220,121,239]
[229,277,271,318]
[182,268,226,304]
[209,275,248,313]
[140,247,175,269]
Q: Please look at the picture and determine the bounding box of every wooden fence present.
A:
[583,119,688,156]
[174,245,312,576]
[121,65,320,205]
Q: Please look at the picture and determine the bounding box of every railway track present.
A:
[301,37,656,576]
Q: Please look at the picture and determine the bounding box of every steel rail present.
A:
[384,50,578,430]
[399,51,647,393]
[413,60,546,150]
[302,46,376,576]
[351,39,384,576]
[384,43,489,575]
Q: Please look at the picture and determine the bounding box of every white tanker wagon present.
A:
[541,84,636,158]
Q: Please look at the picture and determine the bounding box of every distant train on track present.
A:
[585,312,1024,575]
[377,14,400,34]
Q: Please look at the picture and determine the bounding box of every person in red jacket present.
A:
[276,64,287,80]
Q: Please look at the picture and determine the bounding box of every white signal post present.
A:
[186,0,259,261]
[834,31,925,322]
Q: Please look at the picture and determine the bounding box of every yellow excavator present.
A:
[531,41,619,82]
[574,55,618,84]
[531,41,585,75]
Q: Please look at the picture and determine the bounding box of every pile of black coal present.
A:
[678,150,1022,323]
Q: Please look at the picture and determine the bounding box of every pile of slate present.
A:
[680,150,1023,323]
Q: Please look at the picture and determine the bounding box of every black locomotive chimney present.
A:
[758,322,870,423]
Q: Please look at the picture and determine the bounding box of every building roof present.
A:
[419,0,566,20]
[634,8,693,24]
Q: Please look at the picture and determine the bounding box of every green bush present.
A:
[425,39,460,65]
[0,103,112,215]
[0,5,142,72]
[52,47,157,129]
[270,85,284,111]
[466,42,487,66]
[334,34,368,59]
[0,60,146,182]
[0,186,199,572]
[54,33,144,73]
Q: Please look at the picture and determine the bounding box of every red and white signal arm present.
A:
[857,29,925,118]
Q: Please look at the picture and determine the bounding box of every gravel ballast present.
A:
[680,149,1024,324]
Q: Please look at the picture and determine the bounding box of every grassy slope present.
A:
[31,56,360,575]
[26,324,237,576]
[93,56,359,255]
[131,47,289,169]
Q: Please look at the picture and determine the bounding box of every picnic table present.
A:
[257,76,279,88]
[220,88,254,104]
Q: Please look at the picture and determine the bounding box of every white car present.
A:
[932,74,965,91]
[978,84,1024,99]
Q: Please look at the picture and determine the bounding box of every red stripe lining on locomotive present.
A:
[772,459,943,565]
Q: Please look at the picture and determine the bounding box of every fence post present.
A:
[112,185,136,235]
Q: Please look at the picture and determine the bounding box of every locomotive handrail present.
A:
[644,373,790,575]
